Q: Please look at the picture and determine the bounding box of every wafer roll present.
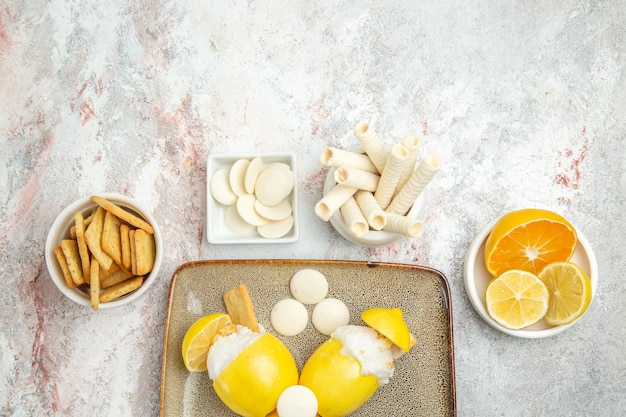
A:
[383,212,424,238]
[340,196,369,238]
[319,147,378,174]
[387,155,440,215]
[354,123,388,173]
[395,135,421,194]
[315,184,358,222]
[334,166,380,192]
[374,143,408,210]
[354,190,387,230]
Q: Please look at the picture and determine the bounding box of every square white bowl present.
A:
[206,152,299,244]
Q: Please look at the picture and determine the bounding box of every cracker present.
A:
[223,284,259,332]
[134,229,155,276]
[99,276,143,303]
[129,229,137,275]
[101,268,135,289]
[70,210,96,239]
[91,196,154,234]
[74,211,91,284]
[99,262,120,281]
[84,207,114,271]
[53,246,78,288]
[61,239,85,286]
[120,224,132,271]
[101,210,123,266]
[90,257,100,311]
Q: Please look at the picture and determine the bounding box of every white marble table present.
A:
[1,1,625,416]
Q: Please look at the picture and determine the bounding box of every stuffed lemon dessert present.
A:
[182,285,299,417]
[299,307,416,417]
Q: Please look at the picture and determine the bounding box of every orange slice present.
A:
[484,208,577,277]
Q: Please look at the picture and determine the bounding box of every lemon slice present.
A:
[361,307,412,352]
[485,270,549,330]
[538,261,592,326]
[181,313,232,372]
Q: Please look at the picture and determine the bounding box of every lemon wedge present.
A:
[361,307,412,352]
[181,313,232,372]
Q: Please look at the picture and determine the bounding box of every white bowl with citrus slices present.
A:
[464,208,598,338]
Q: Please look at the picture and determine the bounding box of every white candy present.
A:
[290,269,328,305]
[265,161,292,173]
[270,298,308,336]
[254,198,292,221]
[255,168,294,207]
[236,194,269,227]
[276,385,318,417]
[257,215,294,239]
[312,298,350,336]
[224,205,255,235]
[244,157,264,194]
[210,168,237,206]
[210,157,295,238]
[229,158,250,197]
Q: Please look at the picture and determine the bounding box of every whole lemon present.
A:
[299,337,379,417]
[212,332,299,417]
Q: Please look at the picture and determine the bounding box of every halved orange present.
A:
[484,208,577,277]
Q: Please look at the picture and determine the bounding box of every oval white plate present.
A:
[464,219,598,338]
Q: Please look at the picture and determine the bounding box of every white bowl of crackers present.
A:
[316,123,440,247]
[45,193,162,310]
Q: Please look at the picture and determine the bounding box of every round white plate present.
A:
[463,219,598,338]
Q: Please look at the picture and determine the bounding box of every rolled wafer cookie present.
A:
[340,196,369,238]
[395,134,421,194]
[334,166,380,192]
[315,184,358,222]
[354,123,388,173]
[383,212,424,238]
[354,190,387,230]
[387,155,441,215]
[374,143,408,210]
[319,147,378,174]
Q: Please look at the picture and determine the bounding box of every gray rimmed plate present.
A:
[160,260,456,417]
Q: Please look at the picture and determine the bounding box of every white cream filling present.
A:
[332,325,396,385]
[206,325,264,380]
